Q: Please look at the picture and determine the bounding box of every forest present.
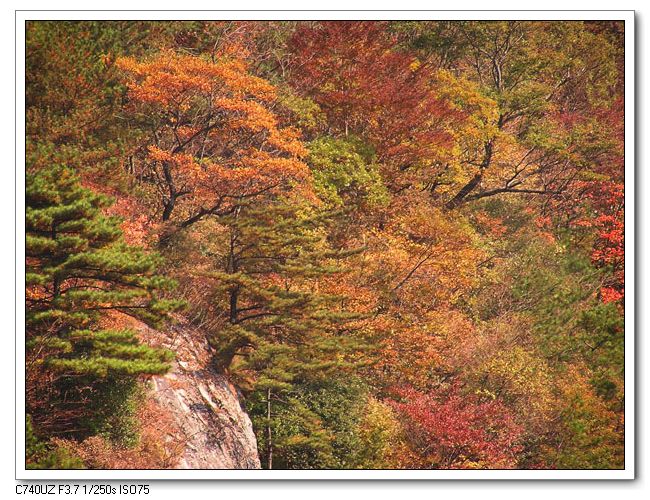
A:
[25,20,625,470]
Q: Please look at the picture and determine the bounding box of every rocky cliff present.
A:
[140,317,261,469]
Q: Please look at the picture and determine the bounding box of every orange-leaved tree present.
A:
[116,49,312,229]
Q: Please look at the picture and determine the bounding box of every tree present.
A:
[26,21,136,145]
[399,21,620,209]
[542,366,623,469]
[198,198,365,468]
[26,415,85,469]
[389,384,523,469]
[586,181,625,305]
[26,164,182,435]
[248,376,401,470]
[116,49,311,228]
[307,136,388,210]
[25,21,162,189]
[289,21,461,177]
[203,199,362,371]
[23,20,625,471]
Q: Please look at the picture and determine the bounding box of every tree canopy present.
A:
[25,20,625,471]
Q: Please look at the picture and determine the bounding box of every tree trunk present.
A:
[444,172,484,210]
[161,196,175,222]
[444,140,494,210]
[161,160,177,222]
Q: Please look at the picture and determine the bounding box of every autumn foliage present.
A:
[390,385,523,469]
[116,50,311,227]
[25,20,625,471]
[289,22,461,171]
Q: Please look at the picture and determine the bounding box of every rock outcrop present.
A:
[140,317,261,469]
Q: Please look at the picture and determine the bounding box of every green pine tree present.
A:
[26,164,184,442]
[26,164,182,376]
[206,200,362,371]
[203,199,367,468]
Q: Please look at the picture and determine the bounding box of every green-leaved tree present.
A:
[26,164,183,439]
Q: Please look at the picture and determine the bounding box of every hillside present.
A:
[25,20,625,471]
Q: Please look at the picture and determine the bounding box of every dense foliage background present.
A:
[25,20,624,470]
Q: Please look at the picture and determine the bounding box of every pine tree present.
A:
[26,164,182,376]
[206,200,362,371]
[245,343,353,469]
[203,199,366,468]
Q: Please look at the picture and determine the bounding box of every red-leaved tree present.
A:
[389,385,523,469]
[288,21,461,173]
